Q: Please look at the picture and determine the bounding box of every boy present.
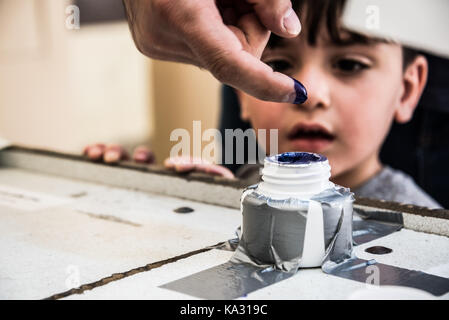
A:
[233,0,440,208]
[85,0,441,208]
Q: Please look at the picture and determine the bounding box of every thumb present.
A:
[250,0,301,37]
[186,3,307,104]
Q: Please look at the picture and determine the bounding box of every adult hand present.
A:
[123,0,307,104]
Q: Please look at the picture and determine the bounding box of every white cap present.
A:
[343,0,449,59]
[257,152,333,199]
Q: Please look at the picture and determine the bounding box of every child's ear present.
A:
[394,55,428,123]
[237,90,250,121]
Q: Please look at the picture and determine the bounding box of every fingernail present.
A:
[104,150,120,163]
[134,151,152,163]
[134,153,146,162]
[290,77,307,104]
[88,147,102,160]
[283,8,301,36]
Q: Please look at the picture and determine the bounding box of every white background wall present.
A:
[0,0,221,163]
[0,0,153,153]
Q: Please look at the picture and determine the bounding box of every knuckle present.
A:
[152,0,176,20]
[133,40,148,56]
[207,53,233,83]
[133,32,159,58]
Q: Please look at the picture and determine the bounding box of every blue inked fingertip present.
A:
[291,77,308,104]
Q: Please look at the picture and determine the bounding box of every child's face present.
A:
[239,26,417,180]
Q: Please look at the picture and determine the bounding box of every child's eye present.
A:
[333,59,369,73]
[265,59,293,73]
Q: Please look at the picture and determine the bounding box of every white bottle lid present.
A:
[257,152,333,200]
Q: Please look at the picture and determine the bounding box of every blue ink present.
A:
[272,152,326,164]
[291,77,308,104]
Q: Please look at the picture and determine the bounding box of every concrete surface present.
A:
[62,228,449,300]
[0,168,240,299]
[1,149,448,300]
[0,149,243,208]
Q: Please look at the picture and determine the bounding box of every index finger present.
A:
[186,11,307,104]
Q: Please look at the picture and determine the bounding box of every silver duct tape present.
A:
[234,186,354,271]
[352,220,402,245]
[325,258,449,297]
[160,261,293,300]
[160,189,447,299]
[160,256,449,299]
[352,206,403,245]
[218,209,404,251]
[160,257,449,299]
[354,206,404,224]
[161,186,355,299]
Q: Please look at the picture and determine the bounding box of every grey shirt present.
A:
[236,164,442,209]
[352,166,441,209]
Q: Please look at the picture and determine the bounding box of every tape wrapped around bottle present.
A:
[232,184,354,273]
[230,152,354,272]
[160,153,449,299]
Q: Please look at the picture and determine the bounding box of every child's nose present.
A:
[291,67,331,110]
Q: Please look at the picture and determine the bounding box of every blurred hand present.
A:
[122,0,307,104]
[83,144,234,179]
[83,144,154,164]
[164,156,235,179]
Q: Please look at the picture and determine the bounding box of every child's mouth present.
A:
[287,123,335,152]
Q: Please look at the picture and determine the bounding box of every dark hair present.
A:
[268,0,419,69]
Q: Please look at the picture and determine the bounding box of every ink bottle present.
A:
[235,152,354,272]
